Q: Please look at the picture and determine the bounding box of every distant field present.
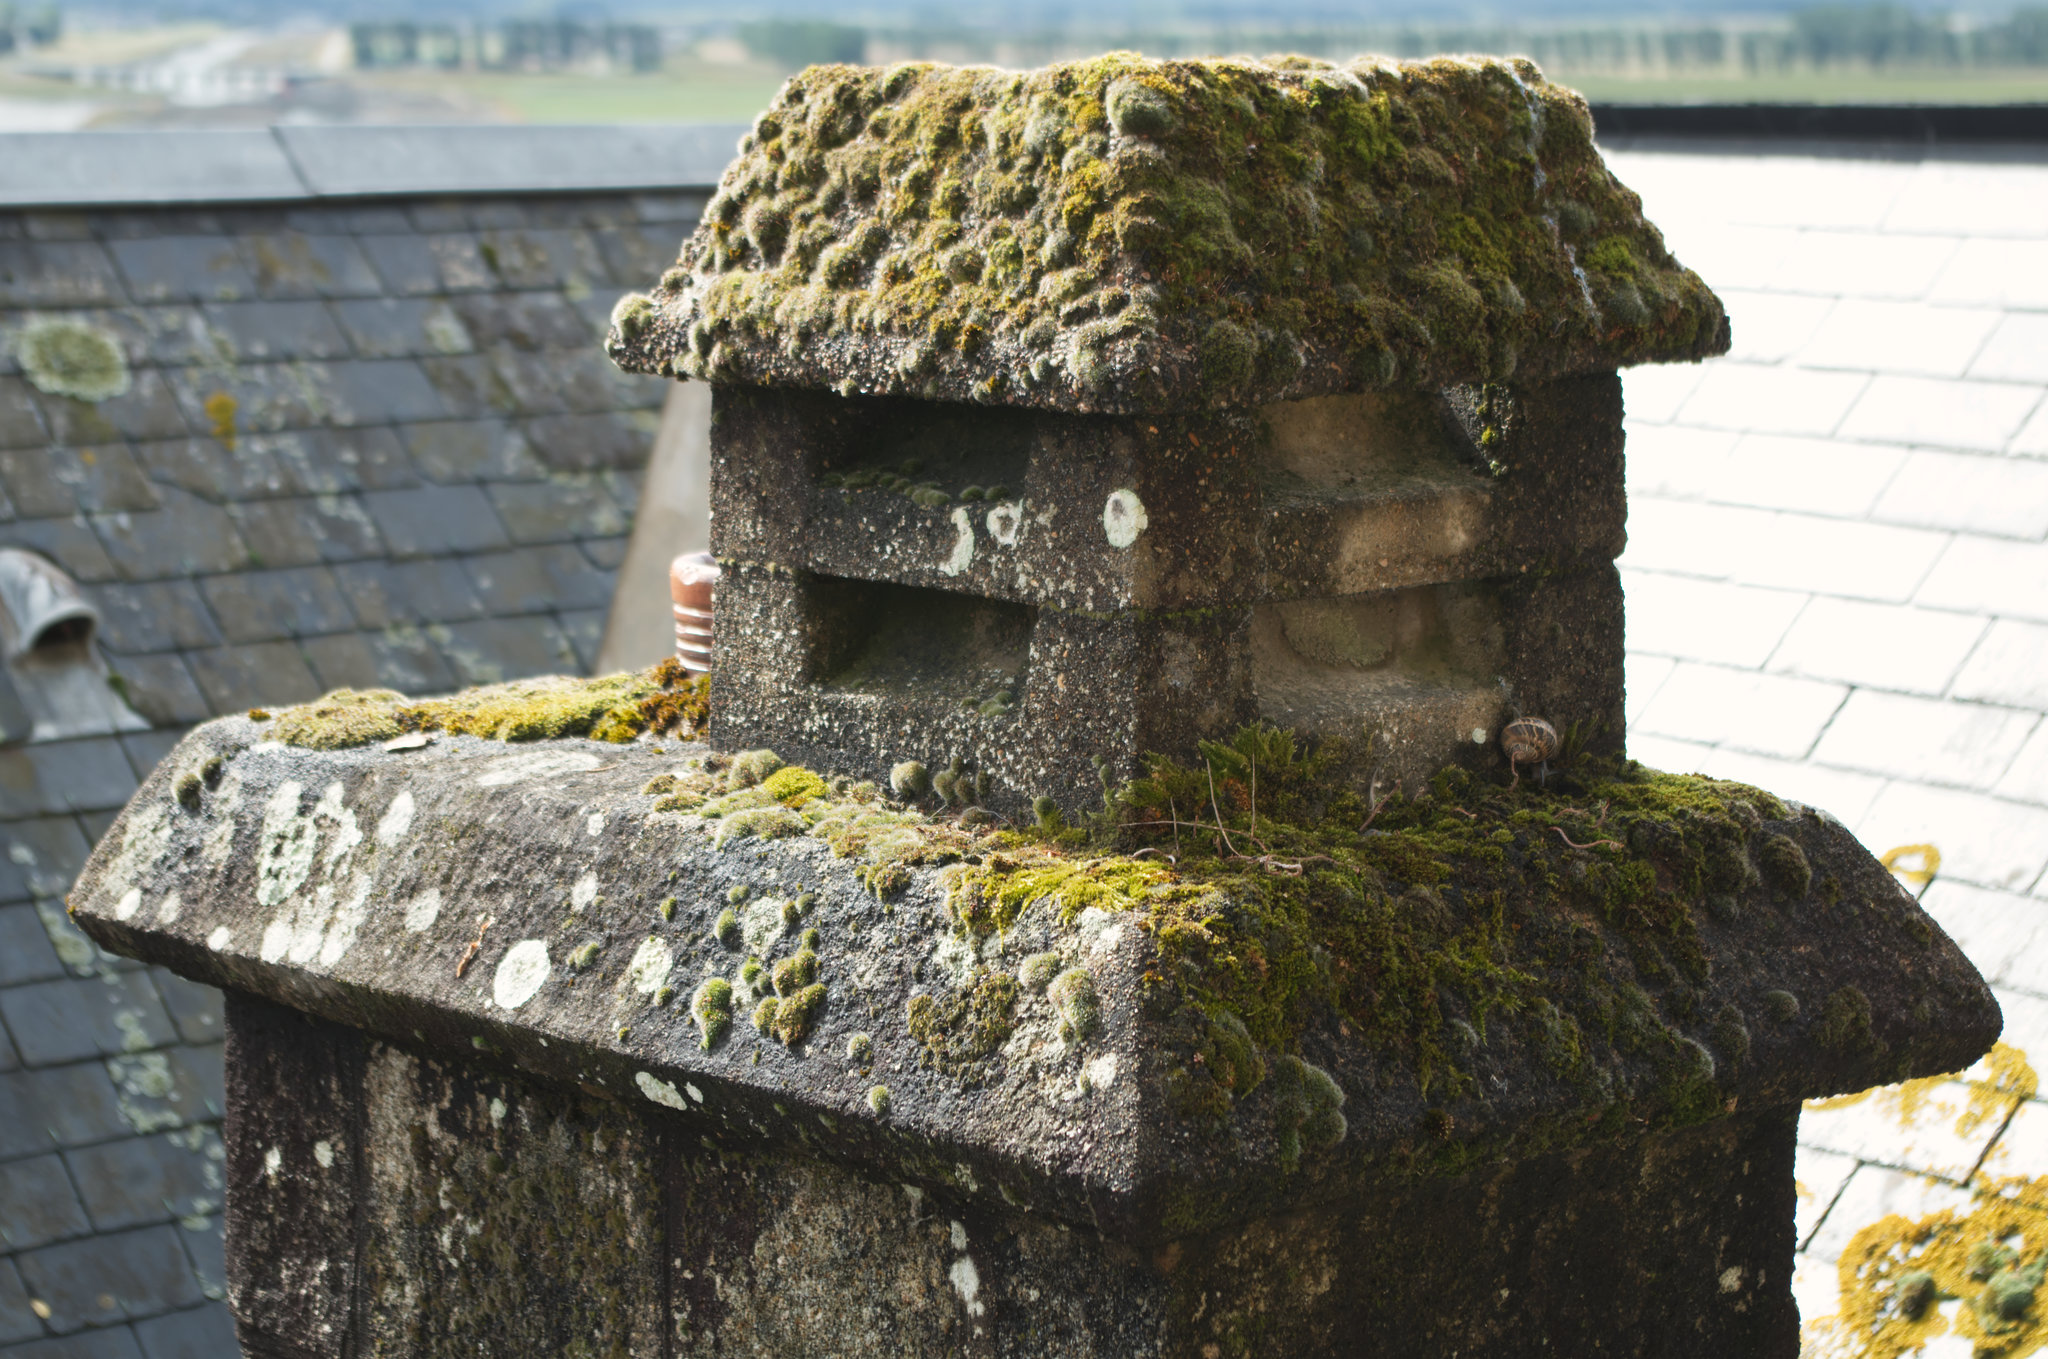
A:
[1551,68,2048,105]
[355,63,789,124]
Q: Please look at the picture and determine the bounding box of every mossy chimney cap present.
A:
[608,53,1730,414]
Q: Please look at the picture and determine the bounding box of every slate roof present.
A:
[0,127,727,1358]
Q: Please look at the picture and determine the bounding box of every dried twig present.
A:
[1550,826,1623,852]
[455,912,493,978]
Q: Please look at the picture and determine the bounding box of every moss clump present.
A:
[1817,985,1882,1058]
[1272,1054,1347,1171]
[1763,989,1800,1023]
[773,982,826,1045]
[726,749,784,788]
[713,909,740,949]
[174,772,203,812]
[727,884,751,905]
[266,662,707,751]
[752,995,780,1034]
[760,766,830,807]
[566,940,602,971]
[692,978,733,1049]
[1017,950,1063,991]
[890,760,931,798]
[620,54,1726,412]
[847,1032,874,1065]
[772,948,820,996]
[610,292,656,343]
[907,968,1020,1085]
[15,317,131,403]
[1756,832,1813,899]
[1046,966,1100,1042]
[867,1084,891,1116]
[658,896,677,922]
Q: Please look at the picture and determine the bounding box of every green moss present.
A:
[739,958,764,990]
[1817,984,1882,1058]
[727,884,751,905]
[1756,832,1813,899]
[658,896,677,922]
[760,765,830,807]
[1046,966,1101,1041]
[1763,989,1800,1023]
[752,995,780,1033]
[890,760,931,798]
[1017,950,1063,991]
[15,317,131,403]
[1895,1269,1937,1321]
[772,948,820,995]
[726,748,784,788]
[692,978,733,1049]
[848,1032,874,1065]
[265,662,706,750]
[175,772,202,812]
[773,982,827,1045]
[566,940,602,971]
[1272,1054,1348,1171]
[713,909,740,949]
[609,292,656,343]
[867,1083,891,1116]
[907,967,1020,1085]
[622,54,1725,411]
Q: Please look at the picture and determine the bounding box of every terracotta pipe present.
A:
[669,551,717,675]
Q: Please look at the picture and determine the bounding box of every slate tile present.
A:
[0,377,50,449]
[333,205,413,233]
[193,551,350,644]
[593,224,682,288]
[407,200,468,232]
[0,1257,44,1344]
[106,239,254,305]
[162,364,332,438]
[0,1063,130,1157]
[226,495,383,569]
[118,731,186,784]
[596,363,670,414]
[193,300,349,362]
[0,739,139,818]
[402,419,543,484]
[449,293,591,351]
[3,521,118,584]
[0,1028,15,1072]
[361,485,507,557]
[177,1215,222,1302]
[67,1128,224,1232]
[18,211,93,242]
[261,427,417,496]
[131,438,288,503]
[0,241,124,307]
[144,972,219,1049]
[487,477,626,544]
[29,899,128,979]
[132,1302,234,1359]
[417,354,519,419]
[356,232,441,296]
[15,1224,204,1333]
[522,411,657,473]
[329,297,472,360]
[484,348,568,415]
[0,904,65,985]
[238,232,382,300]
[0,1331,149,1359]
[93,489,251,580]
[581,537,628,572]
[631,190,708,225]
[2,817,90,901]
[183,643,320,714]
[76,811,118,846]
[478,227,603,290]
[302,629,455,697]
[36,373,189,447]
[105,656,208,728]
[0,1154,90,1250]
[463,544,614,613]
[0,447,159,519]
[559,607,605,671]
[425,233,493,291]
[324,359,446,426]
[0,971,176,1067]
[104,1045,222,1136]
[545,348,628,414]
[332,559,484,627]
[433,616,579,686]
[88,581,221,654]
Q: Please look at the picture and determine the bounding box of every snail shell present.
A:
[1501,717,1559,766]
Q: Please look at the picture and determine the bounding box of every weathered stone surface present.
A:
[607,55,1728,415]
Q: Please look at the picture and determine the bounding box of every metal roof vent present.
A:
[0,549,146,744]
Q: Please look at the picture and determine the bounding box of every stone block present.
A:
[196,300,351,362]
[0,903,66,983]
[107,238,256,304]
[0,971,176,1067]
[94,489,251,580]
[90,573,227,653]
[0,240,125,307]
[239,232,382,300]
[330,560,484,628]
[462,544,614,614]
[131,1302,236,1359]
[14,1225,204,1333]
[226,495,384,569]
[360,485,508,558]
[106,655,210,728]
[0,1063,131,1157]
[66,718,2000,1358]
[199,567,355,644]
[184,643,322,715]
[37,372,190,446]
[330,298,473,359]
[486,477,626,544]
[402,419,543,485]
[0,1152,90,1250]
[66,1128,224,1232]
[301,629,456,698]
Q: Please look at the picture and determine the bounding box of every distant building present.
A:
[349,21,663,74]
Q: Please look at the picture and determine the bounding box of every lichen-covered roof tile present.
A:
[608,53,1730,413]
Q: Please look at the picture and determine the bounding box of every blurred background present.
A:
[2,0,2048,131]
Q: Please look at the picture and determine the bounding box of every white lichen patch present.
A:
[375,790,415,846]
[686,1082,703,1104]
[948,1253,985,1317]
[475,749,604,788]
[586,812,606,837]
[1085,1052,1120,1090]
[635,1071,689,1109]
[625,936,672,995]
[1102,489,1148,548]
[256,782,317,909]
[263,1146,282,1177]
[313,1139,335,1168]
[314,782,361,872]
[206,925,232,951]
[493,939,550,1009]
[570,871,599,912]
[314,876,371,969]
[403,888,442,933]
[155,891,181,925]
[489,1098,505,1127]
[200,774,242,866]
[102,800,173,904]
[114,889,142,922]
[930,932,977,985]
[740,898,785,954]
[986,500,1024,546]
[941,506,976,577]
